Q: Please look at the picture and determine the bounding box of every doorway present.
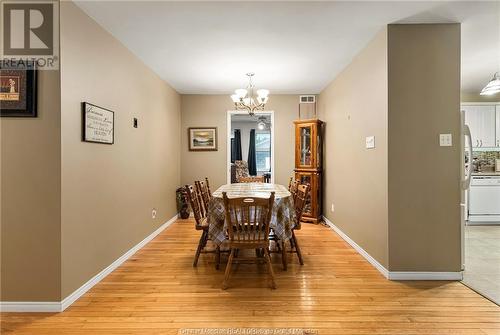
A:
[461,103,500,305]
[227,111,275,184]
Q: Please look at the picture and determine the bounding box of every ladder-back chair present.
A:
[221,192,276,290]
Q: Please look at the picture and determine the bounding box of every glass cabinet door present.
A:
[296,173,312,216]
[298,124,314,168]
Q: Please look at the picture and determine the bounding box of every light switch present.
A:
[366,136,375,149]
[439,134,452,147]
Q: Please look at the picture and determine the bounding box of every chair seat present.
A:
[195,217,209,230]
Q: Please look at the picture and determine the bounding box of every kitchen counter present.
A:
[472,172,500,176]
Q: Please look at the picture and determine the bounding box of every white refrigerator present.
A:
[460,110,473,270]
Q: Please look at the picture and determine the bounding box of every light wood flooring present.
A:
[1,218,499,334]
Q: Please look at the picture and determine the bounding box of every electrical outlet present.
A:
[151,208,157,219]
[331,203,335,213]
[439,133,452,146]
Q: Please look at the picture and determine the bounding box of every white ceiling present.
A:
[75,1,499,95]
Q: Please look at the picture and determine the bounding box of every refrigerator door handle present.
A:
[462,124,473,190]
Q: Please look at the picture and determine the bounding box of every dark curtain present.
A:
[232,129,242,163]
[247,129,257,176]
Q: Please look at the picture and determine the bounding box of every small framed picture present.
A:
[188,127,218,151]
[82,102,114,144]
[0,61,37,117]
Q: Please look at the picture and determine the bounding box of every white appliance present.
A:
[461,111,473,269]
[469,175,500,223]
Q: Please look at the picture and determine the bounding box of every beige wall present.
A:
[60,2,181,298]
[318,29,389,268]
[181,95,299,189]
[1,70,62,301]
[318,24,461,272]
[387,24,461,271]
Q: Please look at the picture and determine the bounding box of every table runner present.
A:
[208,183,296,246]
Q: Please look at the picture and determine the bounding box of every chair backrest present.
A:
[289,179,300,200]
[195,180,211,212]
[185,184,205,228]
[205,177,212,198]
[238,176,263,183]
[234,160,250,179]
[294,184,310,226]
[222,192,275,244]
[193,180,206,217]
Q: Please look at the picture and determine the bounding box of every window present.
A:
[255,132,271,172]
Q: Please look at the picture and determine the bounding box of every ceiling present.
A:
[75,1,499,95]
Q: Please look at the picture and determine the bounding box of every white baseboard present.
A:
[322,216,462,281]
[0,215,178,313]
[388,271,463,280]
[0,302,61,313]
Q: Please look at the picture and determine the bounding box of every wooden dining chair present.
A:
[205,177,213,199]
[238,176,264,183]
[288,178,299,200]
[185,184,218,267]
[270,183,309,270]
[289,184,310,266]
[195,180,211,213]
[221,192,276,290]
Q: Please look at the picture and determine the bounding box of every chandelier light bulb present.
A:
[257,89,269,98]
[230,94,240,103]
[235,89,248,99]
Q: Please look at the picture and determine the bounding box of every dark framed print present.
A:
[82,102,114,144]
[0,61,37,117]
[188,127,218,151]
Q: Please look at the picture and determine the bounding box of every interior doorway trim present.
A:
[226,110,275,184]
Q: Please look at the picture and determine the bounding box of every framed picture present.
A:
[188,127,218,151]
[82,102,114,144]
[0,61,37,117]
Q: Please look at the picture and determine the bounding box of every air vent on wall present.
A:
[299,95,317,119]
[300,95,316,104]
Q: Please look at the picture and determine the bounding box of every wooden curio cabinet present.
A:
[294,119,323,223]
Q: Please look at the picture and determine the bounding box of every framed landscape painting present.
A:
[188,127,218,151]
[0,61,37,117]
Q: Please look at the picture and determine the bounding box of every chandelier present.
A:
[230,73,269,115]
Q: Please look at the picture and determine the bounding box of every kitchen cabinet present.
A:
[463,104,497,148]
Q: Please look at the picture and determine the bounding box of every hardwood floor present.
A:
[1,218,499,334]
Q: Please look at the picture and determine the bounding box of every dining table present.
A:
[207,183,297,246]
